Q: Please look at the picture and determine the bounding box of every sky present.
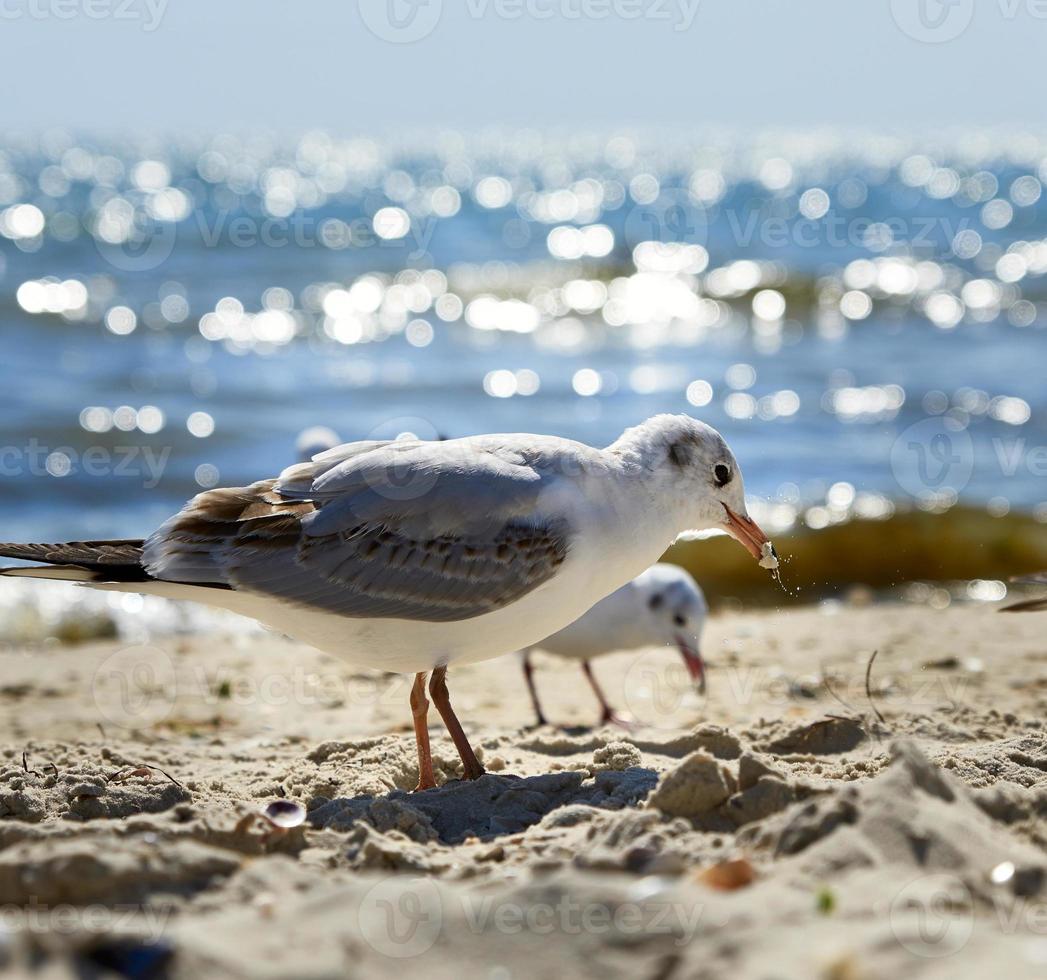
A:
[0,0,1043,134]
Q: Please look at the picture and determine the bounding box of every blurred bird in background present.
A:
[1003,573,1047,613]
[521,563,708,728]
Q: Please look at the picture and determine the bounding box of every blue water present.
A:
[0,131,1045,540]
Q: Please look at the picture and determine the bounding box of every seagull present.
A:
[521,563,707,728]
[0,415,776,790]
[1002,572,1047,612]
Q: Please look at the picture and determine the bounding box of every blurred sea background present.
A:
[2,127,1047,635]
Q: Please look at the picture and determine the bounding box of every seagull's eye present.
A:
[713,463,732,488]
[673,614,686,627]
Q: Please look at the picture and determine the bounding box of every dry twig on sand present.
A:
[22,750,57,778]
[865,649,888,727]
[108,763,182,787]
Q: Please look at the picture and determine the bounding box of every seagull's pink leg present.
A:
[582,660,637,730]
[429,666,485,781]
[410,672,437,791]
[522,650,548,727]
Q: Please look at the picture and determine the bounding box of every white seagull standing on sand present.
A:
[0,415,777,791]
[521,563,708,728]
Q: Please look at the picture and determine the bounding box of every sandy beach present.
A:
[2,2,1046,976]
[0,599,1044,977]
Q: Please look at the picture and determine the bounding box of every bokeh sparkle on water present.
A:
[1,128,1045,539]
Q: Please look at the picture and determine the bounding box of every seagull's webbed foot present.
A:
[429,666,485,781]
[599,708,640,731]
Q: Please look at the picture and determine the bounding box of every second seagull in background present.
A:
[521,563,707,729]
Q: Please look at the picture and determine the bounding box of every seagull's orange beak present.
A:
[721,504,774,562]
[675,635,706,695]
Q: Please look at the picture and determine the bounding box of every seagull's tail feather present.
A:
[0,540,150,583]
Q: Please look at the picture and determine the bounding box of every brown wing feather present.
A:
[0,540,148,581]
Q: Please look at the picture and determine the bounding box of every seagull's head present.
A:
[640,567,709,694]
[619,415,777,568]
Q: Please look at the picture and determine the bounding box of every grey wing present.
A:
[142,438,576,622]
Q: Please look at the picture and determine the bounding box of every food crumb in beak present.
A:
[759,542,779,571]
